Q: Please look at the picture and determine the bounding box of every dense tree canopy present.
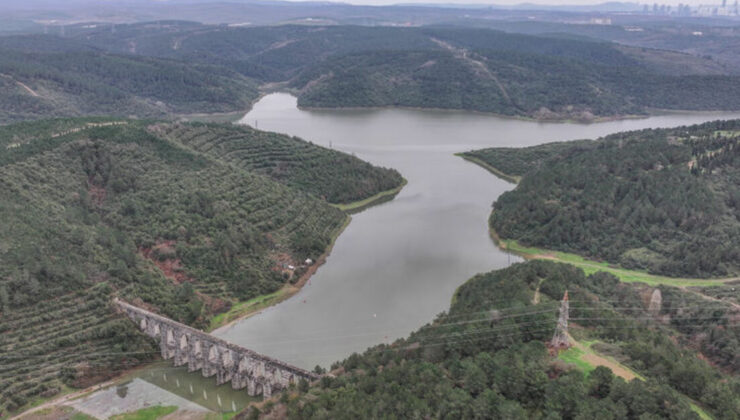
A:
[466,119,740,277]
[1,24,739,122]
[0,46,259,123]
[245,261,739,419]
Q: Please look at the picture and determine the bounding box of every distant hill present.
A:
[288,28,740,119]
[463,119,740,278]
[0,38,259,123]
[0,118,402,416]
[453,18,740,70]
[56,24,740,120]
[246,261,739,419]
[0,25,737,121]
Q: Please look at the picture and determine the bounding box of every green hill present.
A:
[0,118,401,417]
[289,38,740,119]
[248,261,739,419]
[463,119,740,278]
[154,122,403,204]
[0,47,258,124]
[4,24,733,121]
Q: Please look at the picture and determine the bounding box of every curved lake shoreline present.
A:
[455,153,521,184]
[217,93,740,370]
[463,157,740,287]
[295,103,648,123]
[331,178,407,213]
[209,178,408,332]
[70,93,740,416]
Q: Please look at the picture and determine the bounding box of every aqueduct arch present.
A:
[114,299,319,399]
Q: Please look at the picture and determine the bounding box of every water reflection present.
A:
[70,363,256,418]
[139,364,256,412]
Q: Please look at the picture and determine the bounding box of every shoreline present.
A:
[331,178,407,214]
[182,89,648,125]
[209,180,407,333]
[460,153,739,287]
[490,225,738,287]
[296,101,649,124]
[176,90,740,128]
[209,215,352,334]
[175,91,269,124]
[455,153,520,184]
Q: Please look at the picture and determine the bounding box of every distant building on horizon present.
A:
[695,2,739,16]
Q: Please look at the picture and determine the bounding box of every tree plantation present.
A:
[0,118,402,416]
[154,122,403,205]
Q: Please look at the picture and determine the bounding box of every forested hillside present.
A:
[464,119,740,278]
[289,35,740,119]
[1,23,737,122]
[244,261,739,419]
[154,122,403,204]
[100,24,740,119]
[0,118,401,417]
[0,41,258,123]
[460,19,740,71]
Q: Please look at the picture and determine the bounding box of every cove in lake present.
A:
[213,93,740,370]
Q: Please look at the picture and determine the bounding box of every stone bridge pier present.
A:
[115,299,319,398]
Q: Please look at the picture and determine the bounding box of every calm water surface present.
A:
[87,95,740,414]
[214,93,740,369]
[70,362,256,417]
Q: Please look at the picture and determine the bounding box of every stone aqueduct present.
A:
[114,299,319,398]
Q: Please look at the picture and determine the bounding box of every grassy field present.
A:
[207,289,289,331]
[331,178,407,213]
[496,234,736,287]
[204,413,238,420]
[557,339,712,418]
[109,406,177,420]
[714,130,740,137]
[689,403,714,420]
[558,347,596,375]
[558,338,642,381]
[455,153,521,184]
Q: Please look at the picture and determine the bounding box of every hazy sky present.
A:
[17,0,733,8]
[285,0,726,5]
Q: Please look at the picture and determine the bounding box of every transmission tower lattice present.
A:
[550,290,570,349]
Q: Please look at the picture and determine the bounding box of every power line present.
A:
[2,315,735,362]
[3,305,736,357]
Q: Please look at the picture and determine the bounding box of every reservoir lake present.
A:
[85,94,740,414]
[216,94,740,369]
